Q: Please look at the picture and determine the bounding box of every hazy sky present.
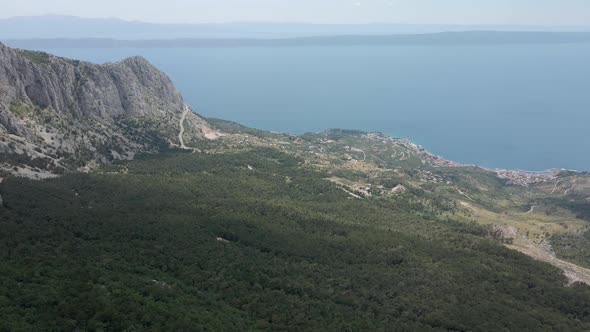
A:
[2,0,590,25]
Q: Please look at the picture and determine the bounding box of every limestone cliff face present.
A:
[0,43,218,177]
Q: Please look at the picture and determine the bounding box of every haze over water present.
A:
[36,43,590,171]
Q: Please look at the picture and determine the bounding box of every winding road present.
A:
[550,180,560,195]
[564,177,578,195]
[178,105,189,149]
[350,147,366,161]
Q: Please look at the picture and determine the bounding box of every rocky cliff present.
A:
[0,43,219,178]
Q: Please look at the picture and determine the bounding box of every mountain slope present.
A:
[2,149,590,331]
[0,43,218,177]
[201,121,590,284]
[1,46,590,330]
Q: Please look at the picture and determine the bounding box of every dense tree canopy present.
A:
[1,149,589,331]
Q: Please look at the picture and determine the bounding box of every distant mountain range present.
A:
[2,15,590,40]
[5,32,590,50]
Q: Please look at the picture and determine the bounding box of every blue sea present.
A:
[33,44,590,171]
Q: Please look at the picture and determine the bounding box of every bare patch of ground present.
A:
[495,226,590,285]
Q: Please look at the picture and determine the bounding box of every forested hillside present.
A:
[1,148,590,331]
[2,46,590,331]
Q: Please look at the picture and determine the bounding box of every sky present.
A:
[2,0,590,25]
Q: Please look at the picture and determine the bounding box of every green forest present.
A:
[1,149,590,331]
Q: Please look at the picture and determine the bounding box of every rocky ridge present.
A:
[0,43,219,178]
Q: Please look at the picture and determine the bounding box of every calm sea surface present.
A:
[36,44,590,171]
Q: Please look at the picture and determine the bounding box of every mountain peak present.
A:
[0,45,219,178]
[121,54,151,64]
